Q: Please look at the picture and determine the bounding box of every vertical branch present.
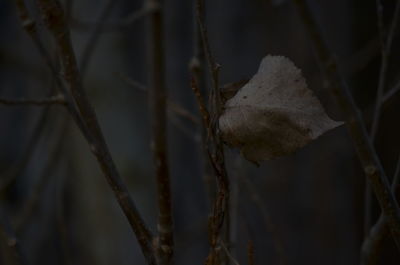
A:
[365,0,400,235]
[189,2,215,207]
[293,0,400,250]
[194,0,230,264]
[371,0,400,140]
[145,0,174,263]
[361,154,400,265]
[14,0,93,143]
[30,1,156,263]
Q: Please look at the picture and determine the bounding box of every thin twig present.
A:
[365,0,400,235]
[14,116,70,232]
[191,77,210,128]
[293,0,400,250]
[118,72,199,124]
[0,95,66,106]
[79,0,118,76]
[342,36,380,76]
[14,0,92,142]
[371,0,400,139]
[168,114,200,142]
[189,5,215,209]
[382,79,400,102]
[194,1,230,264]
[145,0,173,263]
[33,1,156,263]
[221,241,240,265]
[118,72,200,142]
[361,154,400,265]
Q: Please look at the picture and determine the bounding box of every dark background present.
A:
[0,0,399,264]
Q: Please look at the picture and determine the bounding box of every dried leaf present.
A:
[221,79,250,104]
[219,55,342,163]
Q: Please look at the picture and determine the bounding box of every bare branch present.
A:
[371,0,400,140]
[79,0,118,76]
[118,72,200,143]
[191,76,210,128]
[32,1,156,263]
[14,116,70,232]
[221,241,240,265]
[118,72,199,125]
[362,0,400,259]
[293,0,400,250]
[367,0,400,232]
[71,4,159,32]
[0,95,66,106]
[189,7,215,209]
[361,153,400,265]
[145,0,174,263]
[194,1,230,264]
[342,37,380,76]
[14,0,92,142]
[382,79,400,103]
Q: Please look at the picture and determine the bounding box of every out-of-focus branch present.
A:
[221,241,240,265]
[0,95,66,106]
[293,0,400,250]
[342,37,380,76]
[118,72,199,125]
[14,0,92,142]
[371,0,400,140]
[364,0,400,236]
[14,116,70,232]
[71,4,159,32]
[0,107,50,192]
[79,0,118,76]
[118,73,200,142]
[361,154,400,265]
[26,1,157,263]
[382,78,400,103]
[145,0,174,263]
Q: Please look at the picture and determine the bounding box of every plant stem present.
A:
[34,1,156,263]
[146,0,174,263]
[294,0,400,250]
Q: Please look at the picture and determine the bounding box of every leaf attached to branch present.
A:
[219,55,342,163]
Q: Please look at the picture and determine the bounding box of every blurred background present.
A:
[0,0,400,264]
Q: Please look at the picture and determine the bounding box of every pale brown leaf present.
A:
[219,55,342,163]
